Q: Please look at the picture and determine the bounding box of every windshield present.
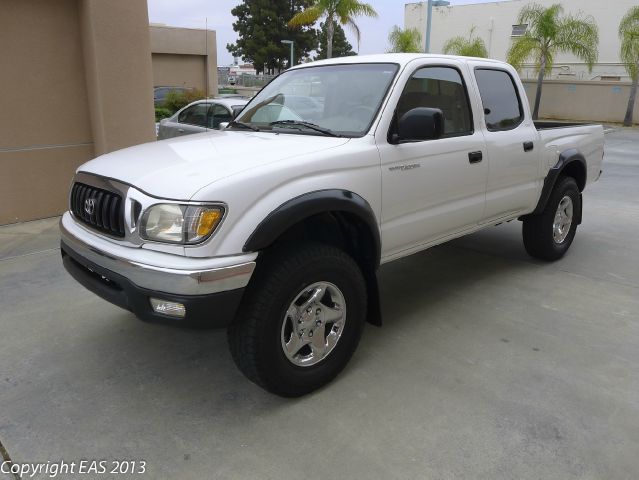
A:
[233,63,399,137]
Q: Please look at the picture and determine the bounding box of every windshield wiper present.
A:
[227,120,260,132]
[269,120,341,137]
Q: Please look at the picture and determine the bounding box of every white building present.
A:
[405,0,635,81]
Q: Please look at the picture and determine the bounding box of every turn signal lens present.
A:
[196,209,223,236]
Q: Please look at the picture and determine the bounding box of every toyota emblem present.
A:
[84,198,96,215]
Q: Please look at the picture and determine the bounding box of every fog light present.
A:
[150,298,186,318]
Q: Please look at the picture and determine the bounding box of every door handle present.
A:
[178,128,185,133]
[523,141,534,152]
[468,151,483,164]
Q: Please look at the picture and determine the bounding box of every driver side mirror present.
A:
[392,107,444,144]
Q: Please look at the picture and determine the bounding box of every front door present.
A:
[378,64,488,259]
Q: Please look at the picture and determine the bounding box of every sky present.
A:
[147,0,498,65]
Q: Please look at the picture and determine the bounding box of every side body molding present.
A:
[529,148,586,222]
[243,189,381,266]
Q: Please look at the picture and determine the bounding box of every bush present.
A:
[163,88,206,114]
[154,107,172,122]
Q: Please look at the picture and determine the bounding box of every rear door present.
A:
[469,65,541,222]
[377,61,488,259]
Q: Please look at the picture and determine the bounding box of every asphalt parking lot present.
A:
[1,129,638,479]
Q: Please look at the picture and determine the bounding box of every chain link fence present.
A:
[218,73,277,88]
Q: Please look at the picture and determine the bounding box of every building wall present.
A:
[150,25,218,96]
[405,0,637,80]
[152,53,207,92]
[522,80,639,124]
[0,0,156,225]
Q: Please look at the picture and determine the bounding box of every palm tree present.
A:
[619,6,639,126]
[442,26,488,58]
[387,26,422,53]
[507,3,599,120]
[288,0,378,59]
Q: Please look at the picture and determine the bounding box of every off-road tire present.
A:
[228,242,367,397]
[523,176,580,261]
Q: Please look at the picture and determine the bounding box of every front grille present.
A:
[70,182,125,237]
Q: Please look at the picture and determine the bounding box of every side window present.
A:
[474,69,523,131]
[177,104,209,127]
[210,104,232,128]
[395,66,473,138]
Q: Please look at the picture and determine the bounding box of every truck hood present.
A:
[79,130,350,199]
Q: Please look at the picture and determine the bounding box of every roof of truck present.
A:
[291,53,508,69]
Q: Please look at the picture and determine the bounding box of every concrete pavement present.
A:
[1,129,638,479]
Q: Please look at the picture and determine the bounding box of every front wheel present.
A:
[228,243,367,397]
[523,176,581,261]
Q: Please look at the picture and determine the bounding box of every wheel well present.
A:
[267,211,382,326]
[270,211,377,271]
[560,161,586,191]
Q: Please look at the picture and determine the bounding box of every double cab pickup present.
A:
[61,54,604,396]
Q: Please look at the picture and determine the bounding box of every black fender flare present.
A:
[243,189,382,326]
[243,189,381,266]
[528,149,586,222]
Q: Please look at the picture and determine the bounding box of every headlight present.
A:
[140,204,224,244]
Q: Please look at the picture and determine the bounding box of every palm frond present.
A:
[288,5,323,27]
[619,6,639,79]
[345,17,361,46]
[442,36,467,55]
[442,26,488,57]
[554,13,599,71]
[507,34,540,71]
[387,25,422,53]
[336,0,378,20]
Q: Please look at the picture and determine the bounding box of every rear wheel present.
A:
[523,176,580,261]
[228,243,367,397]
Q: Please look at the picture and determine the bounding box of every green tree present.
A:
[314,22,356,59]
[507,3,599,120]
[619,6,639,126]
[387,26,422,53]
[227,0,318,74]
[288,0,377,59]
[442,26,488,58]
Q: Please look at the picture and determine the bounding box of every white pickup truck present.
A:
[60,54,604,396]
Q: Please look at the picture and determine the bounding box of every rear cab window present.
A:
[474,69,524,131]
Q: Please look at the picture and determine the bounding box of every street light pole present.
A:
[281,40,294,69]
[425,0,450,53]
[425,0,433,53]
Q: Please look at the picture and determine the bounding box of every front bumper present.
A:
[60,214,256,327]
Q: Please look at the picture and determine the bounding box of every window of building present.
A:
[511,24,528,36]
[474,69,523,131]
[394,66,473,138]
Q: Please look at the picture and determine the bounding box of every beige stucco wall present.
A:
[79,0,156,155]
[150,25,218,96]
[405,0,637,81]
[522,80,639,124]
[0,0,155,225]
[152,53,207,91]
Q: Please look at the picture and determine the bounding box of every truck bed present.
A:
[536,122,604,187]
[534,120,597,130]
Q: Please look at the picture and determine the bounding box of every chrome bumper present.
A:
[60,214,256,296]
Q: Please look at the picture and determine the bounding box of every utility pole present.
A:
[281,40,294,69]
[425,0,450,53]
[425,0,433,53]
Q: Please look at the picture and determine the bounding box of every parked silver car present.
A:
[157,98,249,140]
